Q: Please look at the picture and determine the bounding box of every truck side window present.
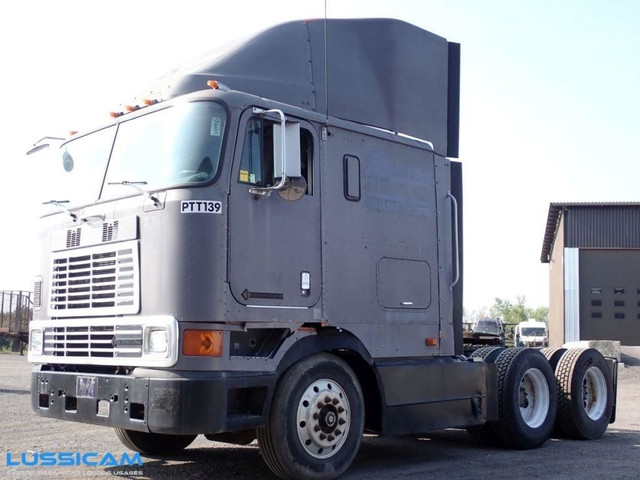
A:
[238,117,313,195]
[239,118,273,186]
[300,129,313,195]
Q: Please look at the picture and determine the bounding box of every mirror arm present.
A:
[250,107,288,196]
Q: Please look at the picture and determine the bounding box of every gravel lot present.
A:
[1,350,639,480]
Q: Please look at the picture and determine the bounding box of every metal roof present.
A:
[540,202,640,263]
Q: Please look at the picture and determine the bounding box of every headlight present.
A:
[145,327,169,356]
[30,329,43,355]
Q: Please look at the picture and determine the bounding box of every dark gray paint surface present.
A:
[377,258,431,310]
[139,19,459,157]
[35,86,457,360]
[36,16,462,366]
[227,111,322,309]
[319,123,453,357]
[450,160,464,354]
[377,358,495,435]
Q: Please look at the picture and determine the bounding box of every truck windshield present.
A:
[50,101,226,208]
[522,327,546,336]
[473,320,501,335]
[102,101,226,200]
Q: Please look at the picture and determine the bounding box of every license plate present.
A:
[76,376,98,398]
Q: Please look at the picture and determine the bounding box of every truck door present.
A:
[228,109,321,309]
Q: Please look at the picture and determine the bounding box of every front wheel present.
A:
[113,428,196,455]
[257,353,365,480]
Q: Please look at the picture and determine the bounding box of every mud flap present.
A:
[605,357,618,424]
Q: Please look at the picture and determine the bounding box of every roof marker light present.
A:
[125,105,139,113]
[207,80,229,91]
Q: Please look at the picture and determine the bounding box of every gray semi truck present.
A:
[28,19,616,480]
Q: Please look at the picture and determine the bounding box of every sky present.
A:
[0,0,639,313]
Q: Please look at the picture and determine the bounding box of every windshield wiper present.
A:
[42,200,78,222]
[107,180,160,207]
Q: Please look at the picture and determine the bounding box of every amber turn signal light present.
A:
[183,330,223,356]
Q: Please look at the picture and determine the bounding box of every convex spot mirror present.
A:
[278,176,307,201]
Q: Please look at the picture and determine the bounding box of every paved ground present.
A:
[1,350,639,480]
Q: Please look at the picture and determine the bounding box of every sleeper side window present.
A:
[238,117,313,195]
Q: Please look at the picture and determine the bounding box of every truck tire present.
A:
[470,346,506,363]
[113,428,196,455]
[257,353,365,480]
[466,346,506,445]
[555,348,613,440]
[490,348,557,449]
[540,347,567,370]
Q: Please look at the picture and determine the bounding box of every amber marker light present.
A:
[425,337,438,347]
[183,330,223,356]
[207,80,220,89]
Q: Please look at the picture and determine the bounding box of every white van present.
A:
[515,320,548,347]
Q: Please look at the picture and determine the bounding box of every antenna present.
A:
[324,0,329,121]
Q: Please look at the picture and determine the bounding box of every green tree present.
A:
[529,306,549,323]
[490,296,548,325]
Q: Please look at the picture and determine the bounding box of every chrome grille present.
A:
[49,240,140,317]
[43,324,143,358]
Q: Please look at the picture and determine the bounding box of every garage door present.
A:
[579,249,640,345]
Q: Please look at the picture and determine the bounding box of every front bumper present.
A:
[517,340,548,347]
[32,367,275,435]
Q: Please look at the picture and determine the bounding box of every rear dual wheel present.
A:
[540,347,567,370]
[555,348,613,440]
[470,346,505,363]
[468,347,557,449]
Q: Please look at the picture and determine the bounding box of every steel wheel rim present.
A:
[296,378,351,459]
[582,366,607,420]
[518,368,550,428]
